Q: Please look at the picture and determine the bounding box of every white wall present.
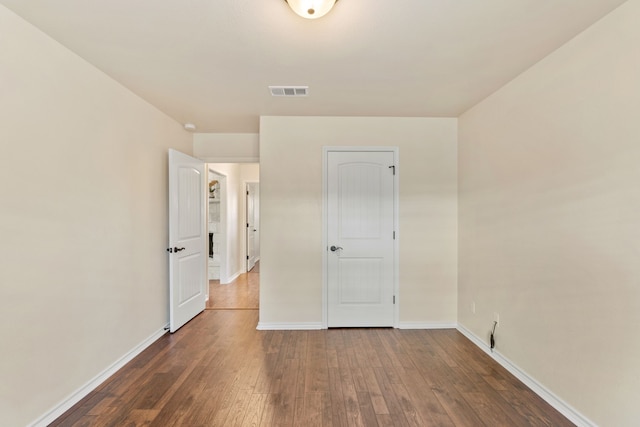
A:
[240,163,260,182]
[259,116,458,327]
[458,1,640,426]
[194,133,259,162]
[0,6,192,427]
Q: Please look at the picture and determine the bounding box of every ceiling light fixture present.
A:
[284,0,338,20]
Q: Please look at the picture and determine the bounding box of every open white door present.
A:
[246,183,258,272]
[168,149,206,333]
[327,150,396,327]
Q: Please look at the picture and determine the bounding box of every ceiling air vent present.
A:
[269,86,309,97]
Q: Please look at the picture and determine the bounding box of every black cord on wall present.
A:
[490,321,497,352]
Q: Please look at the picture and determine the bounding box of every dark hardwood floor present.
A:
[51,266,573,426]
[206,262,259,310]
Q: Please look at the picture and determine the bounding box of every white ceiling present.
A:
[1,0,628,133]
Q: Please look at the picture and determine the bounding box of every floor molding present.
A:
[223,270,243,284]
[28,324,169,427]
[456,324,596,427]
[256,322,323,330]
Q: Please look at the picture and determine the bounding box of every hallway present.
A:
[206,262,259,310]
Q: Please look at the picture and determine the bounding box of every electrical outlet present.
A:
[493,312,500,325]
[471,301,476,314]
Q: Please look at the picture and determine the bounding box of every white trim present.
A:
[392,149,400,328]
[256,322,323,330]
[224,269,243,284]
[322,149,328,328]
[28,325,169,427]
[398,322,457,329]
[322,146,400,329]
[457,324,596,427]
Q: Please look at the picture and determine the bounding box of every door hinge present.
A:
[393,295,396,304]
[247,255,249,260]
[389,165,396,175]
[393,231,396,240]
[247,223,249,227]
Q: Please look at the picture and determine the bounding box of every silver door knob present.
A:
[330,246,343,252]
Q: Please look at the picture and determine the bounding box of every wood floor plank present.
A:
[243,393,268,427]
[301,392,324,427]
[373,367,405,418]
[292,397,306,427]
[328,367,349,427]
[394,365,456,426]
[226,388,254,426]
[432,385,487,426]
[361,366,389,415]
[272,360,298,425]
[376,413,410,427]
[355,391,379,427]
[462,390,520,426]
[258,393,278,427]
[351,367,368,393]
[206,262,259,310]
[390,383,427,427]
[341,383,365,427]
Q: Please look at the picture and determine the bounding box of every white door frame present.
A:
[322,146,400,329]
[207,168,228,284]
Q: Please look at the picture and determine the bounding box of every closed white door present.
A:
[327,151,395,327]
[168,149,206,333]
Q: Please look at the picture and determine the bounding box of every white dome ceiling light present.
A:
[284,0,338,20]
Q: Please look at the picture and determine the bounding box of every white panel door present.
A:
[327,151,395,327]
[169,149,206,333]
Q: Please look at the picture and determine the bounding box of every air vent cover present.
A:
[269,86,309,97]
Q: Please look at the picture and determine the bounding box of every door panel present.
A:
[178,253,204,304]
[178,167,203,238]
[327,151,395,327]
[169,149,206,333]
[338,257,383,304]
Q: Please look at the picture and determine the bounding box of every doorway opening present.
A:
[205,163,260,310]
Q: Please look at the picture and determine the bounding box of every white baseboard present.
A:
[456,324,596,427]
[398,322,457,329]
[222,270,242,285]
[256,322,323,330]
[28,324,169,427]
[257,322,457,331]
